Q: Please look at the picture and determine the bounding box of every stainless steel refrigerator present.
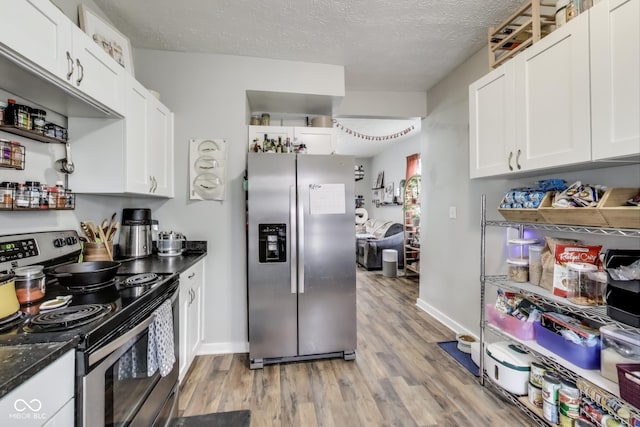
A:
[247,152,356,369]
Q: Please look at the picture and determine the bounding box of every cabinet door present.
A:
[178,283,190,382]
[125,77,151,194]
[591,0,640,160]
[515,12,591,171]
[70,26,125,114]
[469,61,516,178]
[294,127,336,154]
[188,283,202,360]
[147,98,174,197]
[0,0,71,79]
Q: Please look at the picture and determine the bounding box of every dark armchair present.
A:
[356,221,405,270]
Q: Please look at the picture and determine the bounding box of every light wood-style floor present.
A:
[178,268,536,426]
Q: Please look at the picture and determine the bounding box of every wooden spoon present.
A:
[97,227,113,261]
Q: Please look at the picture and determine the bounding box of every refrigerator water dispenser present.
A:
[259,224,286,262]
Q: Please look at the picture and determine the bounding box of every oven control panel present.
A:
[0,230,81,271]
[0,238,38,262]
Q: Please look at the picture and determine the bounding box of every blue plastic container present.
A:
[533,322,601,369]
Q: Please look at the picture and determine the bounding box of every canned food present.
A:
[528,381,543,408]
[530,362,546,388]
[542,372,561,403]
[543,399,559,424]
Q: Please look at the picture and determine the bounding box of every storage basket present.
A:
[598,188,640,229]
[538,192,608,227]
[486,304,536,340]
[498,192,549,223]
[616,363,640,408]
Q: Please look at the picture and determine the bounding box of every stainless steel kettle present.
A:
[119,208,153,258]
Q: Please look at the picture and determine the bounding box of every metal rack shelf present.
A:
[483,375,549,427]
[479,194,640,424]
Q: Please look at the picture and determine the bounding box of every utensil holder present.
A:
[83,242,114,261]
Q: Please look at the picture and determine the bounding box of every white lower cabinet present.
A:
[0,350,75,427]
[179,260,204,382]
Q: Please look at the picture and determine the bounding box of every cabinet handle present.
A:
[188,273,195,279]
[149,176,154,193]
[151,176,157,193]
[75,59,84,86]
[66,52,74,80]
[507,151,514,171]
[516,149,522,170]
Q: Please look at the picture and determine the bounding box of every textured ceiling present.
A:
[93,0,524,92]
[93,0,524,157]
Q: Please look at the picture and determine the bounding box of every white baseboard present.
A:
[196,341,249,355]
[415,298,477,340]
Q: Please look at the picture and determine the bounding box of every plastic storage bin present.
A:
[486,304,536,340]
[533,322,601,369]
[485,341,535,395]
[600,325,640,383]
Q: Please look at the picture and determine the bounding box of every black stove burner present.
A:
[0,311,27,333]
[26,304,113,332]
[122,273,159,287]
[64,279,118,294]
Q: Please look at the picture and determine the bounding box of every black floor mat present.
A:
[171,410,251,427]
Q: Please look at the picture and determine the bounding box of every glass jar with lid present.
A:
[30,109,46,133]
[13,265,46,305]
[25,181,40,208]
[0,181,16,209]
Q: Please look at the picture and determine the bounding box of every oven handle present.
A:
[88,288,178,366]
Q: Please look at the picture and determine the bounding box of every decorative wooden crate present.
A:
[498,192,550,223]
[538,191,609,227]
[598,188,640,229]
[488,0,556,69]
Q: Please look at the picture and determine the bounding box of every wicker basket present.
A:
[616,363,640,408]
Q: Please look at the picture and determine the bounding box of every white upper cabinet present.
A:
[147,96,174,197]
[68,25,125,114]
[514,11,592,171]
[0,0,70,78]
[469,61,516,178]
[590,0,640,160]
[0,0,124,115]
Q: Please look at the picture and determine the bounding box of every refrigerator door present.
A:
[247,153,298,360]
[296,154,357,356]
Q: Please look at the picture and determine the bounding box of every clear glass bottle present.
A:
[15,183,29,208]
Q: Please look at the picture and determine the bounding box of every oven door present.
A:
[82,288,179,427]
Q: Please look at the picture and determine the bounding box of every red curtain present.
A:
[406,153,420,179]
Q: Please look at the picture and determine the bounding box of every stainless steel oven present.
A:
[82,279,179,427]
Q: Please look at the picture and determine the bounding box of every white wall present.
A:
[368,133,421,224]
[418,46,640,337]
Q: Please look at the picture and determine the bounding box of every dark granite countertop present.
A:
[0,250,207,400]
[0,340,79,399]
[116,251,207,275]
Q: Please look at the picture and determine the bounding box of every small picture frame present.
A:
[384,182,394,204]
[375,171,384,189]
[79,4,135,75]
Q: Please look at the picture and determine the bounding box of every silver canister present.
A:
[157,231,187,257]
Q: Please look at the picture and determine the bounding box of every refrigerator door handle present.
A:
[298,186,305,293]
[290,185,297,294]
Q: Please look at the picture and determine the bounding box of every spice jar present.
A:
[15,183,29,208]
[0,100,7,125]
[25,181,40,208]
[0,181,16,209]
[13,265,46,305]
[0,139,11,166]
[31,108,46,133]
[10,141,24,169]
